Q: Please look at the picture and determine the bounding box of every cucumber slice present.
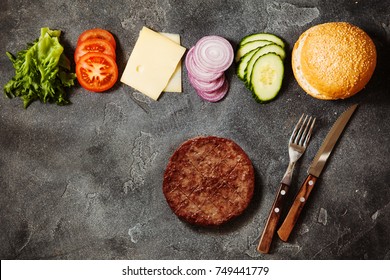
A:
[245,44,286,87]
[250,53,284,103]
[235,40,273,62]
[236,48,259,81]
[239,33,285,48]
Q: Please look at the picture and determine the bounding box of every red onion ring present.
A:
[195,79,229,102]
[188,73,225,93]
[185,47,224,82]
[193,36,234,73]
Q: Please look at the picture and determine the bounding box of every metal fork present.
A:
[257,114,316,254]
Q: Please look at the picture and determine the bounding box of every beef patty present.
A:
[163,136,255,226]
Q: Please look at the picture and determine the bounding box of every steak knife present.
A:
[277,104,358,241]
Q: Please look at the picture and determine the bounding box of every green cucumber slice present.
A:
[239,33,285,48]
[250,53,284,103]
[235,40,273,62]
[245,44,286,87]
[237,48,259,81]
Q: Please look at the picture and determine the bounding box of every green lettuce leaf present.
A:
[4,27,76,108]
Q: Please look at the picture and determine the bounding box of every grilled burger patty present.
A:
[163,136,255,226]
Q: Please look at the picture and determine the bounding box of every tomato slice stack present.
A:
[75,28,118,92]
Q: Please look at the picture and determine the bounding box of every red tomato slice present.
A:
[74,38,116,63]
[76,52,118,92]
[77,28,116,49]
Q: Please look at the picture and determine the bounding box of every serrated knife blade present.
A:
[277,104,358,241]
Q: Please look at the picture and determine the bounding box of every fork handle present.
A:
[277,174,318,242]
[257,183,290,253]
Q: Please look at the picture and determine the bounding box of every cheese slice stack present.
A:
[121,27,186,100]
[161,33,182,93]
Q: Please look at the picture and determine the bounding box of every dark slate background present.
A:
[0,0,389,259]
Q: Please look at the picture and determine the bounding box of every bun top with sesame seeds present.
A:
[292,22,377,100]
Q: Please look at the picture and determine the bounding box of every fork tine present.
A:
[302,117,316,147]
[298,116,312,146]
[294,115,308,144]
[290,114,304,143]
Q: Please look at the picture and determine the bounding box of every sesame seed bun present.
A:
[292,22,377,100]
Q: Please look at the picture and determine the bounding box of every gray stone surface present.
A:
[0,0,389,260]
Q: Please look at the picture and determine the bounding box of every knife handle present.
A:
[257,183,290,253]
[277,174,318,242]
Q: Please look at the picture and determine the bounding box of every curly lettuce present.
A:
[4,27,76,108]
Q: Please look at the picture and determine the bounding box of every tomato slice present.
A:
[76,53,118,92]
[77,28,116,49]
[74,38,116,63]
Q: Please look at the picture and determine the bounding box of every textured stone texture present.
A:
[0,0,389,260]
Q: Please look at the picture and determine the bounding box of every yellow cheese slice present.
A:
[120,27,186,100]
[160,33,182,93]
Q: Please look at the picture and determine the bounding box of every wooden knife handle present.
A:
[257,183,290,254]
[277,174,318,242]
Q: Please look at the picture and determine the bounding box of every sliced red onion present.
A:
[185,47,224,82]
[186,36,233,102]
[193,36,234,73]
[196,79,229,102]
[188,73,225,93]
